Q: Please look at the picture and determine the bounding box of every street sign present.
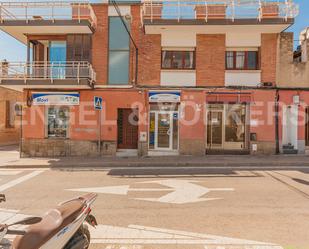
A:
[94,96,103,110]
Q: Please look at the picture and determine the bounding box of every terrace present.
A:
[141,0,299,25]
[0,61,96,89]
[0,2,97,43]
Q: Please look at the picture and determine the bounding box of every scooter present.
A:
[0,194,42,247]
[0,193,97,249]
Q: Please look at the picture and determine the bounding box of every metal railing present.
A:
[0,61,96,84]
[141,0,299,23]
[0,1,97,28]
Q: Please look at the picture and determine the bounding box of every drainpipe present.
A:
[275,89,280,154]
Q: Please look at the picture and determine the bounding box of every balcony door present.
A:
[49,41,67,79]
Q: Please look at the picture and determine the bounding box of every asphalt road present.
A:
[0,167,309,249]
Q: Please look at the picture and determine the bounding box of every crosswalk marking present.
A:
[0,170,44,192]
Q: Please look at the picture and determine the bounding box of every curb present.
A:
[2,162,309,169]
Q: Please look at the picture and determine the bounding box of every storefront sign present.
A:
[149,92,181,103]
[32,92,80,106]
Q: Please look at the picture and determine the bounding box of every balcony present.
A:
[0,61,96,89]
[0,2,97,43]
[141,0,298,25]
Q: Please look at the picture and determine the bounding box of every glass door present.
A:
[49,41,67,79]
[207,111,223,149]
[149,111,179,151]
[157,112,172,149]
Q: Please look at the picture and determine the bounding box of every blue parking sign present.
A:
[94,96,103,110]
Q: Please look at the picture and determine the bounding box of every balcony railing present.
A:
[0,61,96,84]
[0,1,97,29]
[141,0,299,23]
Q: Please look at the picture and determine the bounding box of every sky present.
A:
[0,0,308,61]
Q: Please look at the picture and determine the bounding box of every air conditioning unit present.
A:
[262,82,273,87]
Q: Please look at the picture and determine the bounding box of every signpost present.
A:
[94,97,103,154]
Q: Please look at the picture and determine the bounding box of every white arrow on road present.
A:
[67,179,234,204]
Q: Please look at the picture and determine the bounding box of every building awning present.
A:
[206,92,252,103]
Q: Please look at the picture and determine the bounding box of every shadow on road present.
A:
[107,168,264,178]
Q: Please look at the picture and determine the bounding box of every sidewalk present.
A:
[1,154,309,169]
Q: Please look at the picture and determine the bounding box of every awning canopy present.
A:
[206,92,252,103]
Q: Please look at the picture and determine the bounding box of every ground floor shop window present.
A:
[207,103,247,150]
[225,104,246,143]
[47,107,69,138]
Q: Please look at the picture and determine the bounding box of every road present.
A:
[0,167,308,249]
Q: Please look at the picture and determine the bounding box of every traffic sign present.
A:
[94,96,103,110]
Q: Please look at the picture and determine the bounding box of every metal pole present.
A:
[98,109,102,155]
[275,90,280,154]
[19,104,23,158]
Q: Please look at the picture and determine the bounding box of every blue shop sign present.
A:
[32,92,80,106]
[149,91,181,103]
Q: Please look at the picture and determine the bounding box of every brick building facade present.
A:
[0,0,307,157]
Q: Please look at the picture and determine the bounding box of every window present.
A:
[225,104,246,143]
[47,107,69,138]
[226,51,259,70]
[49,41,67,62]
[108,17,130,84]
[161,51,195,70]
[5,101,15,128]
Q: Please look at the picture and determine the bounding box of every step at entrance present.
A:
[282,144,298,154]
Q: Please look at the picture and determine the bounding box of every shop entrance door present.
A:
[149,111,178,151]
[207,110,223,149]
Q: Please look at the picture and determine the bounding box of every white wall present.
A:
[108,6,131,16]
[225,71,261,87]
[161,32,196,47]
[161,71,196,86]
[226,32,261,47]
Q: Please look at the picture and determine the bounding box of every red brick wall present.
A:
[130,5,140,85]
[196,34,225,87]
[138,34,161,86]
[92,4,108,85]
[131,5,161,87]
[261,33,278,85]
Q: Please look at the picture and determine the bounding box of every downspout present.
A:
[275,89,280,154]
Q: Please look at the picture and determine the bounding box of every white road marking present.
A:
[68,179,234,204]
[0,209,282,249]
[89,224,282,248]
[0,171,23,176]
[0,170,44,192]
[67,186,171,195]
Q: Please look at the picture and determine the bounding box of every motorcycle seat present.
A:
[12,199,85,249]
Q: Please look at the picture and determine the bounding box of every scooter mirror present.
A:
[8,217,42,227]
[0,194,5,203]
